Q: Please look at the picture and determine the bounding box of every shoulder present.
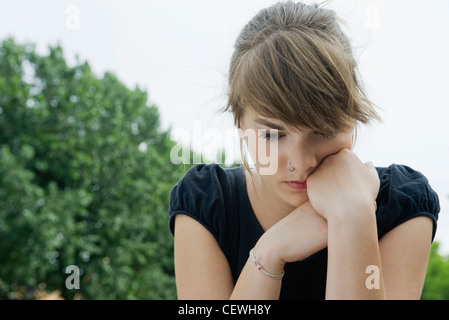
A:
[174,163,236,189]
[169,164,241,211]
[168,164,244,236]
[375,164,440,241]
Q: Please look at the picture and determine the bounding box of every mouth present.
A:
[285,180,307,190]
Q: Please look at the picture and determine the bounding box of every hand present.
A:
[254,201,328,273]
[306,149,379,221]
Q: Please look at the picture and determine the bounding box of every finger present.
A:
[365,161,379,181]
[365,161,377,172]
[365,161,374,168]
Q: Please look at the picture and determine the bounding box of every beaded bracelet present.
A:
[249,249,284,280]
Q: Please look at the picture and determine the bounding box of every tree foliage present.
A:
[422,242,449,300]
[0,37,192,299]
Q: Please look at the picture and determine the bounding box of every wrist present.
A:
[253,239,286,276]
[327,201,377,226]
[249,248,285,280]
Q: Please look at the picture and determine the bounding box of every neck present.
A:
[245,168,296,231]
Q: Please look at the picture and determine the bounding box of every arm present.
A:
[306,149,434,299]
[306,149,386,299]
[173,201,328,300]
[325,214,433,300]
[174,214,283,300]
[174,214,234,299]
[325,206,386,299]
[379,216,433,300]
[232,201,328,299]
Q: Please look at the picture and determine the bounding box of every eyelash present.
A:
[261,131,284,141]
[314,132,336,140]
[260,131,335,141]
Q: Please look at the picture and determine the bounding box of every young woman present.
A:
[168,1,440,300]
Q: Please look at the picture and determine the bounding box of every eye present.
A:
[260,130,284,141]
[314,131,336,140]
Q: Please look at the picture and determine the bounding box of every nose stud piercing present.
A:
[288,162,296,172]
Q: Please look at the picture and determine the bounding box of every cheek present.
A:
[320,134,353,157]
[338,133,354,150]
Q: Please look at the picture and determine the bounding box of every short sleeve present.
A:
[168,164,232,245]
[375,164,440,241]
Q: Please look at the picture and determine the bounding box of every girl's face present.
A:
[239,110,355,208]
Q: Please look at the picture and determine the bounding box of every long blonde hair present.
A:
[223,1,381,171]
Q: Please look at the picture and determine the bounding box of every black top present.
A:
[168,164,440,300]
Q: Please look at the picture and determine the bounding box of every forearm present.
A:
[325,208,386,300]
[230,201,327,300]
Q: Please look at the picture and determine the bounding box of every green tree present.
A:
[421,242,449,300]
[0,37,192,299]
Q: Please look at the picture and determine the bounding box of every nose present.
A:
[287,139,318,177]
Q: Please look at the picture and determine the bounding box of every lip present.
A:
[285,180,307,190]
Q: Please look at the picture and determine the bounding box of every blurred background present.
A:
[0,0,448,299]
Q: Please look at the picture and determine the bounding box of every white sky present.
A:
[1,0,449,252]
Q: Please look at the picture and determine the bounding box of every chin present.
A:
[279,191,309,209]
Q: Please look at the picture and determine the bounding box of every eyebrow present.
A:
[254,119,286,131]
